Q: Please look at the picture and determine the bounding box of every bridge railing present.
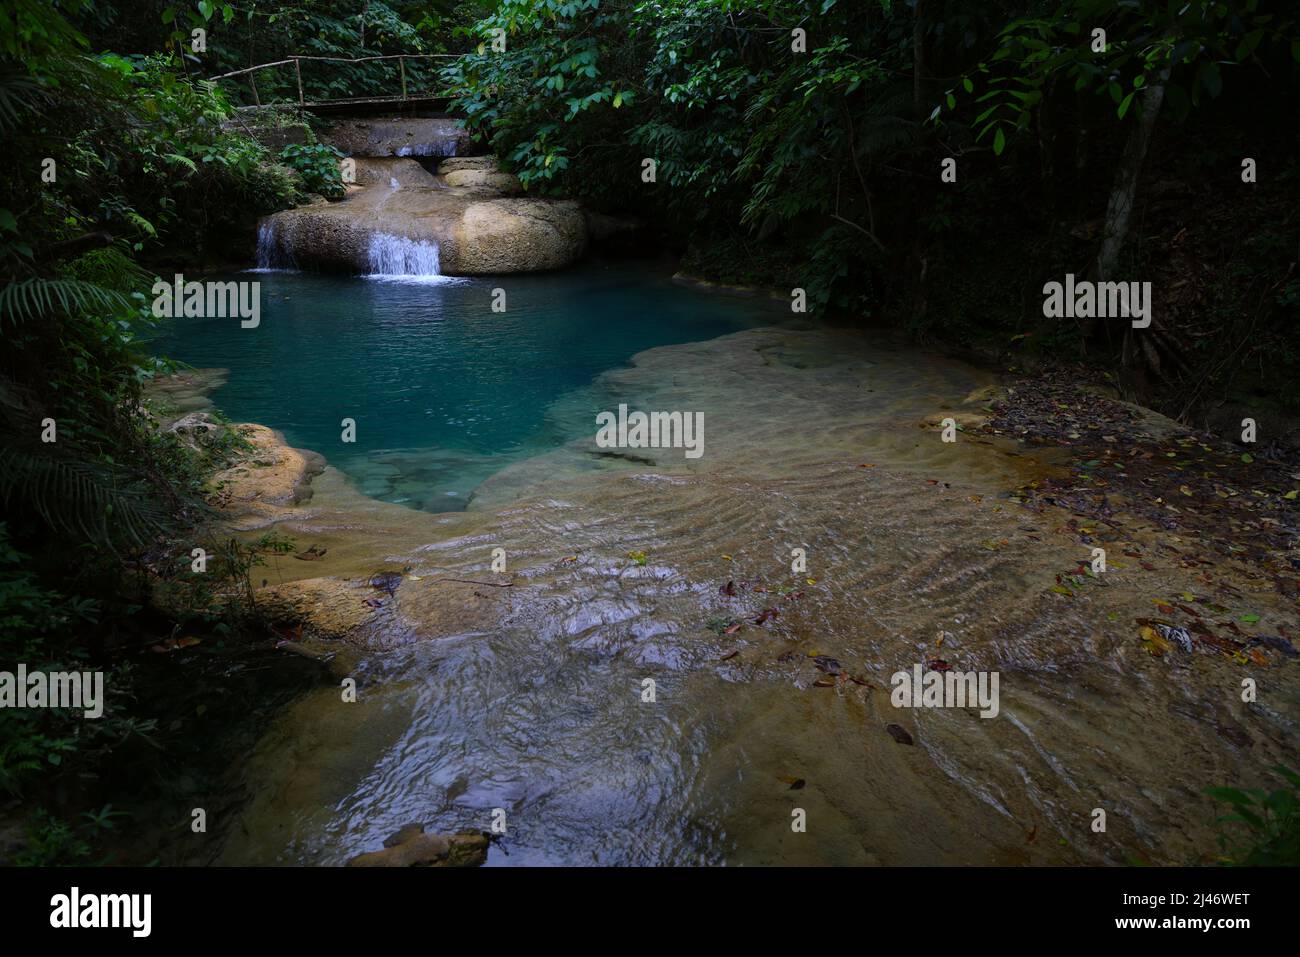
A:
[210,53,461,111]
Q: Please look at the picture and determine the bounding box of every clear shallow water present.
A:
[205,324,1299,868]
[147,267,1297,867]
[152,263,778,509]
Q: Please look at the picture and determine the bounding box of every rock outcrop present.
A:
[437,155,524,194]
[257,155,587,276]
[316,116,471,158]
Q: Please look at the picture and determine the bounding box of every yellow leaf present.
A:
[1139,626,1171,657]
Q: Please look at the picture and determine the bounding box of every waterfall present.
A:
[253,220,296,272]
[366,232,442,280]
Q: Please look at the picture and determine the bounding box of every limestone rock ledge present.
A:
[258,155,587,275]
[178,416,324,526]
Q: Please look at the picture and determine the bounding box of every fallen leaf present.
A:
[1139,625,1172,657]
[1215,724,1252,748]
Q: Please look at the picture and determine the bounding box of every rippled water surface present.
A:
[155,266,1297,867]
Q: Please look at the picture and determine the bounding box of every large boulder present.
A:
[441,168,523,194]
[446,198,586,273]
[437,156,523,195]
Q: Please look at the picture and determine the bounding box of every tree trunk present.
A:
[1095,63,1171,391]
[1095,64,1170,281]
[912,0,925,118]
[910,0,927,325]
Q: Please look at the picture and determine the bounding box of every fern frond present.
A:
[0,278,131,325]
[0,71,51,132]
[0,446,172,549]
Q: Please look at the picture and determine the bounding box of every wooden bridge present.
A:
[210,53,461,115]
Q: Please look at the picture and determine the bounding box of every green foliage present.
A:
[160,1,465,107]
[9,804,125,865]
[14,810,93,866]
[937,0,1300,154]
[442,0,616,189]
[1207,766,1300,866]
[0,0,305,830]
[443,0,914,308]
[279,143,345,199]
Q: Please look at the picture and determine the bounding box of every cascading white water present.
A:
[366,232,442,279]
[254,221,275,268]
[253,220,296,271]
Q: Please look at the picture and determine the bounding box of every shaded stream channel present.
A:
[152,261,1297,866]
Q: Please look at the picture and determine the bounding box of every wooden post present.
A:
[248,70,261,107]
[399,56,407,101]
[294,57,304,112]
